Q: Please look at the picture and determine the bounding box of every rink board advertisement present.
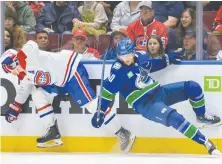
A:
[0,61,222,154]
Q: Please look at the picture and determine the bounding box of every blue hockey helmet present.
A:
[116,38,135,56]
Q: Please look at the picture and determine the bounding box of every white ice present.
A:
[1,153,222,164]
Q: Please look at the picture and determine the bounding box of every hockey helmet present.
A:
[116,38,135,56]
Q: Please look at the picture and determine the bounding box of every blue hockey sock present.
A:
[184,81,206,116]
[167,111,207,145]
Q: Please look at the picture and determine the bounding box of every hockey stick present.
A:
[97,35,113,121]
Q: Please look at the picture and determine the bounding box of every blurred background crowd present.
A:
[3,1,222,61]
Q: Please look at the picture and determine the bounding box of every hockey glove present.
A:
[2,56,14,73]
[91,110,105,128]
[2,56,19,74]
[5,102,22,123]
[163,51,183,65]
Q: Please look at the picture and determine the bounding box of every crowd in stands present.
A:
[3,1,222,61]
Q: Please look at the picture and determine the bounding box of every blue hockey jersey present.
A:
[101,52,168,111]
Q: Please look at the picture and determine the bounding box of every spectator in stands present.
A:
[4,29,14,51]
[27,1,45,17]
[100,28,128,60]
[35,30,50,51]
[178,8,208,49]
[127,1,168,52]
[72,29,100,59]
[6,1,36,33]
[178,8,208,50]
[4,6,26,50]
[36,2,81,34]
[110,1,141,31]
[72,1,108,35]
[152,2,184,28]
[180,29,208,60]
[212,6,222,34]
[147,35,165,59]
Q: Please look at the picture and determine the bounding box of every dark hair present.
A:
[178,8,196,41]
[35,30,49,39]
[147,35,165,58]
[4,28,14,51]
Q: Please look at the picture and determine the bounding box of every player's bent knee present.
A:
[166,111,185,129]
[32,88,51,108]
[184,80,202,98]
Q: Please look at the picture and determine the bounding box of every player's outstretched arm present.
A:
[91,65,123,128]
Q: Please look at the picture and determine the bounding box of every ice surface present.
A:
[1,153,222,164]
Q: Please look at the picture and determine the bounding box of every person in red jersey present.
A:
[127,1,168,52]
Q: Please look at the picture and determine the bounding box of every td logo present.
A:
[204,76,221,92]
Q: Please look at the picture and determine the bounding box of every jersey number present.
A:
[34,71,51,86]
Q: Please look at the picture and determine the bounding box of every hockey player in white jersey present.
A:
[1,42,136,152]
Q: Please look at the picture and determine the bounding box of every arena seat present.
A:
[61,34,96,50]
[207,32,222,58]
[203,11,217,32]
[26,33,60,52]
[98,35,111,55]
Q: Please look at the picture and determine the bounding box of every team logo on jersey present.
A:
[135,36,149,51]
[34,71,51,86]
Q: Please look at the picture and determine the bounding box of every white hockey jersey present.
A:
[14,40,82,87]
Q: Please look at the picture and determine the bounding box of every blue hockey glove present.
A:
[5,102,22,123]
[136,52,152,68]
[91,110,105,128]
[163,51,183,65]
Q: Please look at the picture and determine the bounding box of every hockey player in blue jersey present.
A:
[91,38,221,155]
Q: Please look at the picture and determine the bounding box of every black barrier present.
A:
[0,78,136,116]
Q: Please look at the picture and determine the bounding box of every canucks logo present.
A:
[135,67,153,89]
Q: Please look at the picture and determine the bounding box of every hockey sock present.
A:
[184,81,206,116]
[103,107,122,134]
[167,111,207,145]
[37,104,55,131]
[32,88,55,133]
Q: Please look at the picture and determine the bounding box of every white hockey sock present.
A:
[32,87,55,134]
[103,107,122,134]
[37,104,55,131]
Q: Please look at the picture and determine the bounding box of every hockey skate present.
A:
[37,120,63,148]
[196,113,222,128]
[115,127,136,153]
[204,139,222,155]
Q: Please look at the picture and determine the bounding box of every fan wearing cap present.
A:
[72,29,100,59]
[100,28,128,60]
[127,1,168,52]
[91,38,221,155]
[175,29,208,60]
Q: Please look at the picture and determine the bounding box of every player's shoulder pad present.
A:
[1,49,18,63]
[23,40,39,52]
[112,61,122,70]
